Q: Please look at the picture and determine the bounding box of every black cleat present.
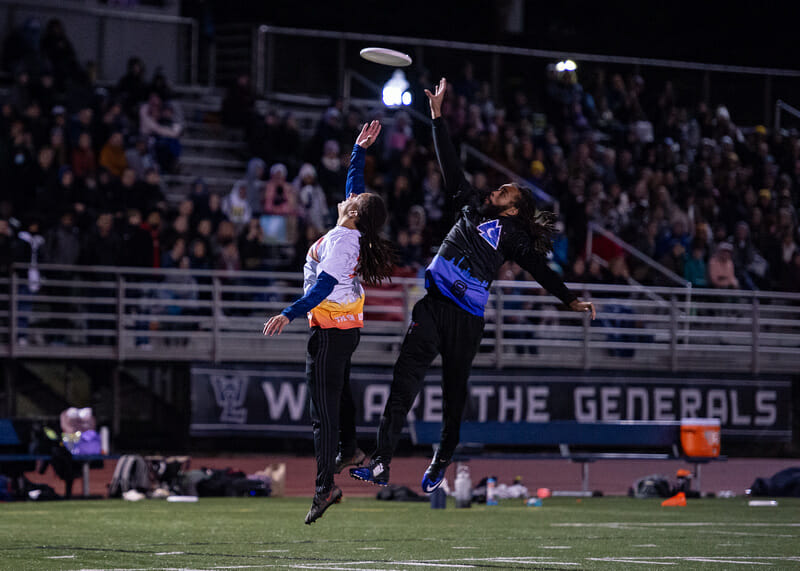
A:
[304,486,343,524]
[335,448,367,474]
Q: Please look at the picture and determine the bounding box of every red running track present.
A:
[22,455,800,499]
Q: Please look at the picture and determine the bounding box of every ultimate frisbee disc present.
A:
[360,47,412,67]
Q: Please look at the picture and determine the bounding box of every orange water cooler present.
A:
[680,417,721,457]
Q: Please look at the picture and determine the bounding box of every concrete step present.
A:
[182,137,247,151]
[179,155,246,170]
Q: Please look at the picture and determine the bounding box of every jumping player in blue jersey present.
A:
[351,78,596,493]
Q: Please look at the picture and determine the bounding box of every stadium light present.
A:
[564,59,577,71]
[382,70,412,107]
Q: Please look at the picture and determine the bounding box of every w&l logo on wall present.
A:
[211,375,248,423]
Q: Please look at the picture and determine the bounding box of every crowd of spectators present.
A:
[1,17,799,304]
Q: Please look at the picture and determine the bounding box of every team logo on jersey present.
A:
[477,219,502,250]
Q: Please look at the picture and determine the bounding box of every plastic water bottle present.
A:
[430,487,446,509]
[454,463,472,508]
[486,477,498,506]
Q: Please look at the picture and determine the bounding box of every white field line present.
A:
[554,522,800,527]
[684,558,771,565]
[46,555,76,559]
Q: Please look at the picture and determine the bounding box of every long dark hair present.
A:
[354,193,395,286]
[509,183,557,255]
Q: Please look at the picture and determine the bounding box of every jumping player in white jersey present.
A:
[263,120,393,524]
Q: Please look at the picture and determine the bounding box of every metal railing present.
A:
[774,99,800,131]
[2,264,799,375]
[253,25,800,125]
[0,0,198,84]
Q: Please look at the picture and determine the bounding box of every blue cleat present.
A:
[349,459,390,486]
[421,452,450,493]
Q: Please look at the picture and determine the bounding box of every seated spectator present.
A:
[70,131,96,180]
[317,139,345,216]
[731,221,767,290]
[262,163,299,243]
[683,239,708,287]
[221,182,252,231]
[124,135,156,179]
[43,210,81,266]
[189,238,211,270]
[138,93,182,173]
[238,158,265,215]
[98,131,128,177]
[708,242,739,289]
[119,209,153,268]
[238,218,265,271]
[295,163,328,241]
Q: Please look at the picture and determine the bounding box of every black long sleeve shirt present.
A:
[425,117,577,316]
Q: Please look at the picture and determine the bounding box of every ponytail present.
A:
[354,194,395,286]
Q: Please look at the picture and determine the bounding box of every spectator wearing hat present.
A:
[295,163,329,242]
[708,242,739,289]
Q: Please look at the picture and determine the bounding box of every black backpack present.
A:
[108,455,151,497]
[631,474,672,498]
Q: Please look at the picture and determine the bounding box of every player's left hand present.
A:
[356,120,382,148]
[263,314,290,336]
[569,299,596,320]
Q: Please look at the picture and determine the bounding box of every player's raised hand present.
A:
[356,120,382,149]
[424,77,447,119]
[263,314,290,336]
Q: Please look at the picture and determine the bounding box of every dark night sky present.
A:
[189,0,799,70]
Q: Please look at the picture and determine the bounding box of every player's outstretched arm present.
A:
[346,119,381,198]
[424,77,447,120]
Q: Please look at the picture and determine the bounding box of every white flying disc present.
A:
[360,47,412,67]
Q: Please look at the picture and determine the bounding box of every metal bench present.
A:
[410,420,725,495]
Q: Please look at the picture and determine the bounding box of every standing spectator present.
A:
[116,57,149,120]
[40,18,85,89]
[221,73,255,128]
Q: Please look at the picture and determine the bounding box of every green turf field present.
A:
[1,496,798,570]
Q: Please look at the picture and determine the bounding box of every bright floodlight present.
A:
[382,70,412,106]
[564,59,577,71]
[555,61,566,73]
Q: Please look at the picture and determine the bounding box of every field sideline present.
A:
[1,496,799,570]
